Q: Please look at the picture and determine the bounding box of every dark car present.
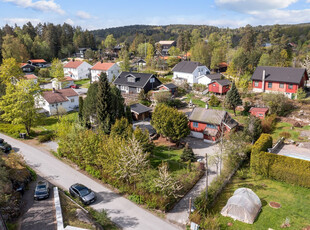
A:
[34,181,50,200]
[69,183,96,205]
[0,140,12,153]
[70,84,79,89]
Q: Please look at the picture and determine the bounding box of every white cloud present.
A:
[76,11,91,19]
[215,0,298,13]
[307,0,310,3]
[2,0,65,14]
[3,17,41,25]
[65,18,74,25]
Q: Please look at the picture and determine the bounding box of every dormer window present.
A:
[127,76,135,82]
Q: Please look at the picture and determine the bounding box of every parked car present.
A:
[34,181,50,200]
[0,140,12,153]
[70,84,79,89]
[69,183,96,205]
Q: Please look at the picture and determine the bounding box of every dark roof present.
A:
[172,61,204,73]
[189,107,227,125]
[251,66,308,84]
[163,83,177,89]
[214,79,231,86]
[113,72,156,88]
[223,116,238,129]
[206,73,222,80]
[130,103,152,114]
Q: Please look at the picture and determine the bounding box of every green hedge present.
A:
[254,151,310,187]
[0,123,26,138]
[251,133,310,188]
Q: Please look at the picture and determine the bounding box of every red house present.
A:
[251,66,308,99]
[208,79,231,95]
[188,108,238,143]
[158,83,178,96]
[249,107,269,119]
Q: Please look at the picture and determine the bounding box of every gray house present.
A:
[113,72,162,94]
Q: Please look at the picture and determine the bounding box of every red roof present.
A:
[21,63,27,67]
[249,107,269,113]
[29,59,46,63]
[24,74,37,80]
[219,62,228,67]
[64,60,84,69]
[42,88,78,104]
[64,76,74,81]
[91,62,115,71]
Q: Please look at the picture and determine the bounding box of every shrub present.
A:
[193,83,207,92]
[180,143,196,162]
[37,132,55,143]
[165,99,183,108]
[139,99,151,107]
[263,93,294,116]
[0,123,26,138]
[279,131,291,139]
[261,114,277,133]
[128,194,144,204]
[209,94,220,107]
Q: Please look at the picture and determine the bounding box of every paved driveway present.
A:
[20,176,56,230]
[0,133,179,230]
[167,137,220,226]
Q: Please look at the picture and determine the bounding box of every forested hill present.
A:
[91,24,221,43]
[91,23,310,45]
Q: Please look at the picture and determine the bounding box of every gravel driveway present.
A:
[0,133,179,230]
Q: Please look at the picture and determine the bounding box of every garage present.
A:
[190,131,203,139]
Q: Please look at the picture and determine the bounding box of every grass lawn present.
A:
[184,93,206,108]
[271,122,310,143]
[74,79,90,88]
[151,146,185,171]
[165,74,173,79]
[60,192,96,230]
[208,167,310,229]
[34,112,78,134]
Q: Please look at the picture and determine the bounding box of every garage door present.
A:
[191,131,203,139]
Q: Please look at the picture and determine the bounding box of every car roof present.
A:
[72,183,88,191]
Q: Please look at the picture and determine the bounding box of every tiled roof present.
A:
[91,62,115,71]
[251,66,308,84]
[189,107,226,125]
[64,60,84,69]
[42,88,78,104]
[214,79,231,86]
[206,73,222,80]
[21,63,27,67]
[24,74,37,80]
[249,107,269,113]
[64,76,74,81]
[29,59,46,63]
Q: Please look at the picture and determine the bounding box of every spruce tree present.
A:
[225,82,242,116]
[78,96,84,121]
[110,86,125,122]
[181,143,196,162]
[97,72,112,133]
[83,82,98,126]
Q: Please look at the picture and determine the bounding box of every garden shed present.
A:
[221,188,262,224]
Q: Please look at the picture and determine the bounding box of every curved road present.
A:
[0,133,179,230]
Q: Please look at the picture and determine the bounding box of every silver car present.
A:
[69,183,96,205]
[34,181,50,200]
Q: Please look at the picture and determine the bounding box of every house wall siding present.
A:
[91,64,120,82]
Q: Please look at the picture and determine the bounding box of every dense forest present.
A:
[0,22,96,62]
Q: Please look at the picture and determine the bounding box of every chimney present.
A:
[205,103,209,109]
[262,69,266,92]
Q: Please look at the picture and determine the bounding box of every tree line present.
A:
[0,22,96,63]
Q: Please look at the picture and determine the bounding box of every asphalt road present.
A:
[0,133,179,230]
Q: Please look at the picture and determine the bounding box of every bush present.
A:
[0,123,26,138]
[37,132,55,143]
[263,93,294,116]
[180,143,196,162]
[139,100,151,107]
[193,83,207,92]
[165,99,183,108]
[128,194,144,204]
[209,94,220,107]
[261,114,277,133]
[279,131,291,139]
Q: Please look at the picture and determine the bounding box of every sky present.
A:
[0,0,310,30]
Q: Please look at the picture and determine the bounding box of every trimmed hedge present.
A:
[251,133,310,188]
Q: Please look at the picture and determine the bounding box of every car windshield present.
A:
[79,188,91,197]
[35,191,47,195]
[37,185,46,190]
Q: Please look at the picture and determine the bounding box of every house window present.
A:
[127,77,135,82]
[258,113,263,117]
[268,82,272,88]
[193,122,199,128]
[150,77,155,83]
[254,81,259,87]
[288,84,293,89]
[279,83,284,88]
[137,88,141,93]
[207,124,216,129]
[51,104,54,107]
[71,99,74,102]
[213,84,216,87]
[60,103,62,105]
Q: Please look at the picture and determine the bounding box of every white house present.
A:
[63,60,92,80]
[36,88,79,115]
[91,62,120,82]
[172,61,211,85]
[52,76,74,90]
[24,74,38,84]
